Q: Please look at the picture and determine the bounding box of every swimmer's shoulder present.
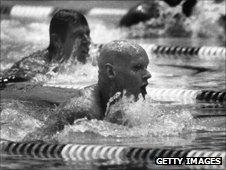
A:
[18,49,49,64]
[58,84,101,120]
[2,49,49,79]
[7,49,49,72]
[77,84,97,100]
[83,83,96,92]
[77,84,103,119]
[65,84,96,103]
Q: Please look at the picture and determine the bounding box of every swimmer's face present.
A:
[63,22,91,63]
[115,50,151,99]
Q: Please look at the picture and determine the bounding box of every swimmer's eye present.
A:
[74,33,90,41]
[133,64,143,71]
[73,30,90,37]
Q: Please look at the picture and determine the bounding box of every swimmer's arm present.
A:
[2,58,35,82]
[2,51,48,82]
[55,96,93,124]
[23,96,92,140]
[22,109,77,141]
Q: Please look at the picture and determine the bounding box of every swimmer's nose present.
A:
[143,70,151,80]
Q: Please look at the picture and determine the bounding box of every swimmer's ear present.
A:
[105,63,116,79]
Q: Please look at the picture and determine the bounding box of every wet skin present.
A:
[98,40,152,104]
[114,49,151,99]
[62,23,91,63]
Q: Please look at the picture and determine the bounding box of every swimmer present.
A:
[119,1,160,27]
[0,9,91,85]
[119,0,197,28]
[25,40,151,140]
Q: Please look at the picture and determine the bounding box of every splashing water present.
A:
[0,20,48,72]
[190,1,225,39]
[53,93,225,144]
[123,0,225,43]
[1,93,224,143]
[0,100,46,141]
[32,62,98,86]
[53,93,195,143]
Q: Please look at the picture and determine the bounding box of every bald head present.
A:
[97,40,151,100]
[98,40,148,70]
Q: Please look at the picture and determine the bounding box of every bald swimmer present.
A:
[25,40,151,140]
[1,9,91,85]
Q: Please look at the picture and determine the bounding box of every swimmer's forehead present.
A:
[69,23,90,34]
[103,41,147,58]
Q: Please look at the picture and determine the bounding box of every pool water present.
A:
[1,4,226,170]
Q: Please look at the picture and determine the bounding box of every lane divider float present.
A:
[140,44,225,60]
[97,43,225,60]
[42,84,226,104]
[2,82,224,105]
[1,140,225,169]
[0,5,127,20]
[10,5,54,19]
[147,87,226,104]
[186,150,226,170]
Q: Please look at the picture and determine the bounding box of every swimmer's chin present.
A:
[140,85,147,99]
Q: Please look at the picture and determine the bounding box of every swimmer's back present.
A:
[2,49,49,83]
[57,84,103,121]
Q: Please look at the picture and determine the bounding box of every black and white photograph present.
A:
[0,0,225,170]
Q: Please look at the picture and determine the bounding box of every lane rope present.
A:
[98,43,225,60]
[1,140,225,169]
[1,4,225,59]
[1,5,127,19]
[42,84,226,104]
[10,5,54,19]
[140,44,225,60]
[146,87,226,104]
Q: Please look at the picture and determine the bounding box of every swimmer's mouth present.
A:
[140,83,148,99]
